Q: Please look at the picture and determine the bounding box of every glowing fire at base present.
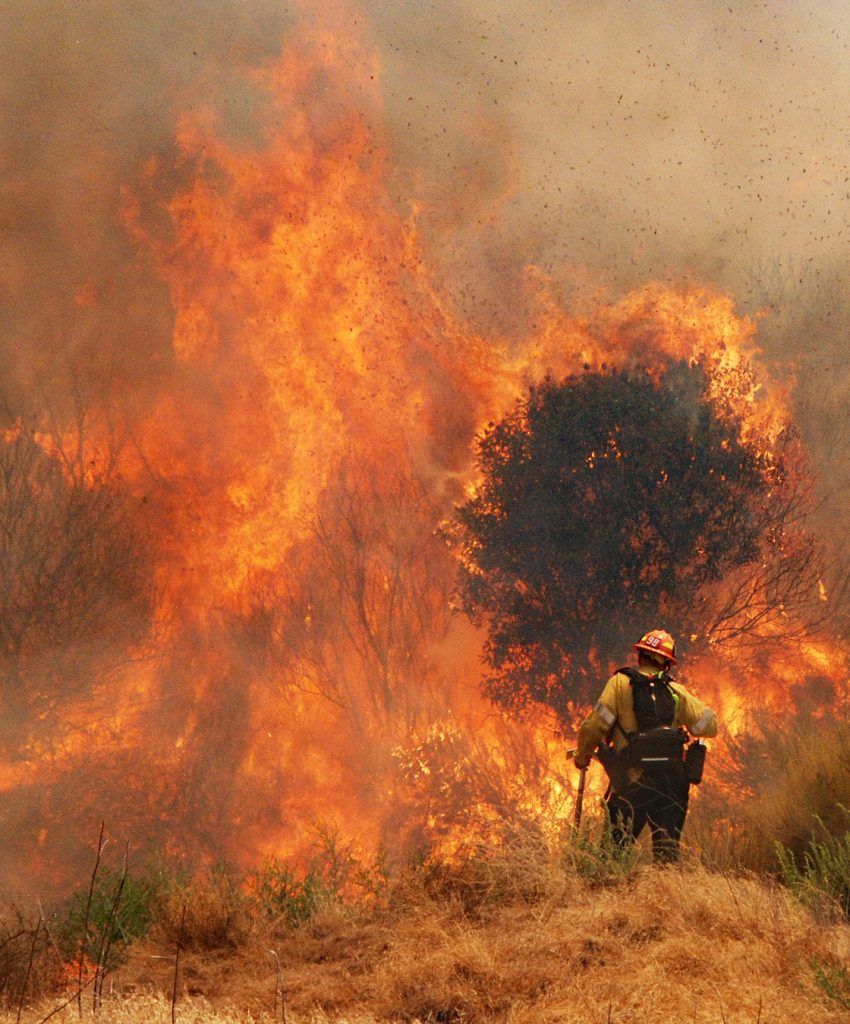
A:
[2,4,846,887]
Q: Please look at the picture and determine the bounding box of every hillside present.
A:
[4,856,850,1024]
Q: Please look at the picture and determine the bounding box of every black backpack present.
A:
[619,666,677,732]
[595,668,705,789]
[611,668,686,779]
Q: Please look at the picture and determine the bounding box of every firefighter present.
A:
[574,629,717,862]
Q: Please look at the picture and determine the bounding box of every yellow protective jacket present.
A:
[575,667,717,771]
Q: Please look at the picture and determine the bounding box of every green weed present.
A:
[776,816,850,921]
[561,818,639,885]
[247,858,336,926]
[811,957,850,1010]
[246,824,370,928]
[57,863,163,967]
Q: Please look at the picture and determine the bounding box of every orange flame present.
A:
[4,5,845,881]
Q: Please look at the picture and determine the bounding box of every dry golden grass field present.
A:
[3,841,850,1024]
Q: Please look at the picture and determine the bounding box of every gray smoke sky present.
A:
[1,0,848,396]
[367,1,850,319]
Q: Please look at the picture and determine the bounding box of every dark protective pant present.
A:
[606,765,690,863]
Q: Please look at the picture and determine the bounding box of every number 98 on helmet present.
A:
[633,629,677,665]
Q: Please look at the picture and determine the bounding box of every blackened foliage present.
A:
[448,362,772,715]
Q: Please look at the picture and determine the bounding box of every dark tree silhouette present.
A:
[446,361,820,718]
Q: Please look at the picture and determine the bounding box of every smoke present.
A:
[7,0,847,484]
[4,1,849,373]
[360,1,850,558]
[0,0,297,412]
[364,1,850,314]
[2,0,849,889]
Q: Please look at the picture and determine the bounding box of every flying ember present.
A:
[0,1,842,890]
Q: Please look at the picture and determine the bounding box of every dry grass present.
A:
[704,711,850,872]
[5,850,850,1024]
[155,863,252,952]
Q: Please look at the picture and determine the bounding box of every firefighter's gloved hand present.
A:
[574,754,590,770]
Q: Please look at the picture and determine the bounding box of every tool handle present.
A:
[574,765,587,828]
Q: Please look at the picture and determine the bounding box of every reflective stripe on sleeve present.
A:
[691,707,715,736]
[594,702,616,728]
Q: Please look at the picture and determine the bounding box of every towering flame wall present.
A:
[0,3,847,892]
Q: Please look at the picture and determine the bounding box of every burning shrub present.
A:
[0,424,153,753]
[392,715,571,864]
[686,695,850,877]
[446,360,820,714]
[246,826,368,930]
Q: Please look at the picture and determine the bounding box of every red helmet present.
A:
[633,629,677,665]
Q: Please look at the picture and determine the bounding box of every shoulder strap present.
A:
[617,666,643,683]
[601,668,677,744]
[618,665,676,685]
[607,669,637,742]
